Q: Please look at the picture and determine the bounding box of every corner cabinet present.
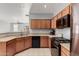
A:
[31,19,50,29]
[0,39,16,56]
[6,39,16,56]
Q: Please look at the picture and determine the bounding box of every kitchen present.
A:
[0,3,78,56]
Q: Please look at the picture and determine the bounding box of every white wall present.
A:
[0,3,32,33]
[0,20,10,33]
[55,28,70,39]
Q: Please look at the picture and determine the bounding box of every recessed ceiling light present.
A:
[44,4,47,8]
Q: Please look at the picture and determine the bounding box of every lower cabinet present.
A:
[16,36,32,53]
[61,45,70,56]
[0,39,16,56]
[0,36,49,56]
[6,39,16,56]
[0,42,6,56]
[16,37,25,53]
[40,36,49,48]
[25,36,32,49]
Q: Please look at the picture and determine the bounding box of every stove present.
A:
[53,37,70,47]
[51,37,70,56]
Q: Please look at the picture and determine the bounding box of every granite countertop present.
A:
[0,33,61,42]
[60,43,70,51]
[0,35,28,42]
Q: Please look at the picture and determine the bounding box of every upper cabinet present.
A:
[57,12,62,19]
[51,4,71,29]
[31,19,50,29]
[51,16,57,29]
[62,5,70,17]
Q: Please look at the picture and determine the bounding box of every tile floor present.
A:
[15,48,51,56]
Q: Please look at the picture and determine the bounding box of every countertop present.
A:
[0,33,61,42]
[60,43,70,51]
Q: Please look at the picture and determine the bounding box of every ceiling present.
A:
[30,3,68,15]
[0,3,69,22]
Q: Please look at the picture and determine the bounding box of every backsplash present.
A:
[29,29,51,34]
[55,28,70,39]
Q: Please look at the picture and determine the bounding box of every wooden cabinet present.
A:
[0,36,32,56]
[56,18,63,29]
[51,16,57,29]
[61,45,70,56]
[0,42,7,56]
[44,20,50,28]
[69,4,72,15]
[63,14,70,27]
[62,5,71,17]
[40,36,49,48]
[25,36,32,49]
[6,39,16,56]
[51,5,71,29]
[49,38,51,48]
[31,20,40,29]
[16,37,25,53]
[0,39,16,56]
[57,12,62,19]
[31,19,50,29]
[62,5,70,17]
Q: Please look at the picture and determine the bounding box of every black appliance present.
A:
[63,14,70,27]
[51,37,70,56]
[50,29,55,35]
[32,36,40,48]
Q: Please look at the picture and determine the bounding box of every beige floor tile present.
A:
[15,48,51,56]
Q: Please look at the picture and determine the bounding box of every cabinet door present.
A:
[69,4,72,15]
[57,12,62,19]
[49,38,51,48]
[0,42,6,56]
[6,40,16,56]
[16,38,25,53]
[31,19,40,29]
[45,20,50,28]
[51,16,57,29]
[37,20,40,28]
[31,19,50,29]
[51,18,54,28]
[40,20,45,29]
[25,37,32,49]
[31,20,37,29]
[40,36,49,48]
[62,6,70,17]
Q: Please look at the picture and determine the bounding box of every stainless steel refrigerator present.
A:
[71,3,79,56]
